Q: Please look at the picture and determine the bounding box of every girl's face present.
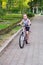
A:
[23,15,27,20]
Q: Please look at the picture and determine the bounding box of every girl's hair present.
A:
[23,14,27,17]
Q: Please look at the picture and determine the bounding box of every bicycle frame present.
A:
[22,27,25,36]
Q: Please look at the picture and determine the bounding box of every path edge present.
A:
[0,29,22,54]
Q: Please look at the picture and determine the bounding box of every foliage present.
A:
[0,17,21,34]
[3,0,30,14]
[0,13,22,30]
[1,14,22,19]
[28,0,43,12]
[27,12,35,17]
[0,0,7,16]
[0,9,7,16]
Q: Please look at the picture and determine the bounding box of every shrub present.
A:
[27,12,35,17]
[41,11,43,15]
[0,9,6,17]
[1,14,22,20]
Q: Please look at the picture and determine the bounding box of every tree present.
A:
[28,0,43,12]
[6,0,15,12]
[18,0,30,14]
[6,0,30,14]
[0,0,2,8]
[0,0,3,16]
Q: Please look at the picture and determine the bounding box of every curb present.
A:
[0,29,22,54]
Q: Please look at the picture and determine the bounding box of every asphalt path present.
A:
[0,15,43,65]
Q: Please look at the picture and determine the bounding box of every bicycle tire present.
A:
[19,33,24,48]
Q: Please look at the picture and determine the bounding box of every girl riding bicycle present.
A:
[19,14,31,44]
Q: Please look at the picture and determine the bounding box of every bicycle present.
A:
[19,25,30,48]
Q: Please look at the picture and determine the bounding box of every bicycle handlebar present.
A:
[17,24,31,27]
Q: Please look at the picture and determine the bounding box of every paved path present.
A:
[0,15,43,65]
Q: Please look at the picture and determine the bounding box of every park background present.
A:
[0,0,43,46]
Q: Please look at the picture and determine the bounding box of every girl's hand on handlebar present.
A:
[30,23,31,26]
[17,23,21,26]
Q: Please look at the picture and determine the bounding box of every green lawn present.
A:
[0,18,21,30]
[0,14,22,30]
[13,26,21,32]
[9,26,21,35]
[0,24,8,30]
[0,26,21,46]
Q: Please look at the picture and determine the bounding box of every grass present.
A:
[0,26,21,46]
[0,14,22,46]
[0,18,21,30]
[0,14,22,20]
[0,13,22,30]
[0,24,9,30]
[12,26,21,33]
[6,13,22,18]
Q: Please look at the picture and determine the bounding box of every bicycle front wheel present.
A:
[19,34,24,48]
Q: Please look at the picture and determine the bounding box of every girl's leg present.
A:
[26,31,30,44]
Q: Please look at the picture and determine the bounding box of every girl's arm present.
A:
[28,19,31,26]
[19,19,23,25]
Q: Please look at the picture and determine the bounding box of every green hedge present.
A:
[1,14,22,20]
[27,12,35,17]
[0,18,21,30]
[0,9,6,16]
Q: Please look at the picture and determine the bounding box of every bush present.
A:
[1,14,22,20]
[41,11,43,15]
[27,12,35,17]
[10,7,19,13]
[0,9,6,17]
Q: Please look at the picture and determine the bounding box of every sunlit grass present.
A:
[0,26,21,46]
[0,18,21,30]
[0,24,9,30]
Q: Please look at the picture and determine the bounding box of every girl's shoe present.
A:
[26,40,30,44]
